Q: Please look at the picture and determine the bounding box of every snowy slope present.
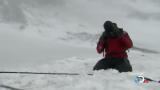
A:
[0,0,160,90]
[0,51,160,90]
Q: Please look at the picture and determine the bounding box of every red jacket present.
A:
[97,31,133,58]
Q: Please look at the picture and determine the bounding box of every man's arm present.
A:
[121,32,133,49]
[97,40,105,53]
[97,32,106,53]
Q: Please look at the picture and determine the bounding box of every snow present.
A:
[0,0,160,90]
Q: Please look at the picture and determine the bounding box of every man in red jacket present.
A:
[93,21,133,72]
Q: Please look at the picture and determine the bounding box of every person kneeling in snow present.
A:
[93,21,133,72]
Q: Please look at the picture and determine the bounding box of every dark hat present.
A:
[103,21,113,32]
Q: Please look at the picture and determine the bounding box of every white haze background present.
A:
[0,0,160,90]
